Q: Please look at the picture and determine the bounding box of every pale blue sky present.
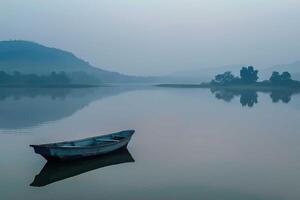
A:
[1,0,300,75]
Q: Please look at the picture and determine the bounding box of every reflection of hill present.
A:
[211,88,300,107]
[0,86,137,130]
[31,149,135,187]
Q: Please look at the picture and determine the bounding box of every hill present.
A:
[165,64,245,83]
[167,62,300,83]
[267,61,300,73]
[260,61,300,80]
[0,40,152,84]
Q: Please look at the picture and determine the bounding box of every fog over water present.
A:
[0,87,300,199]
[1,0,300,75]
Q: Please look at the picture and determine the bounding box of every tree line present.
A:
[211,66,297,86]
[0,71,71,86]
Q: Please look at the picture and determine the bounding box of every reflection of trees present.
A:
[240,91,258,107]
[270,90,293,103]
[0,88,72,101]
[211,88,258,108]
[213,89,235,102]
[211,87,299,107]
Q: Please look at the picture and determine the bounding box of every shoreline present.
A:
[0,84,100,88]
[156,83,300,91]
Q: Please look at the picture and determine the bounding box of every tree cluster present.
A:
[269,71,292,85]
[212,66,259,85]
[240,66,258,83]
[0,71,71,86]
[213,71,238,85]
[212,66,296,86]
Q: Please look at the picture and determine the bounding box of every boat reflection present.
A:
[30,149,135,187]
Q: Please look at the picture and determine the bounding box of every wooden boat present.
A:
[30,130,134,161]
[30,149,134,187]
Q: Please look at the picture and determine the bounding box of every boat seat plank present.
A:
[95,138,119,142]
[58,145,81,148]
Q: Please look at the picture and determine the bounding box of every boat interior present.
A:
[47,135,126,148]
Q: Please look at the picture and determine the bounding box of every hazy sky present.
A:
[1,0,300,75]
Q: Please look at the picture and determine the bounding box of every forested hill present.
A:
[0,40,153,84]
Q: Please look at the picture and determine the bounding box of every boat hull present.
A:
[30,130,134,161]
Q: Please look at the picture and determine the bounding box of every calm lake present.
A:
[0,86,300,200]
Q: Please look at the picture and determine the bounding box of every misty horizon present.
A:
[1,0,300,76]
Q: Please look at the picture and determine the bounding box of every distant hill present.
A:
[2,40,299,84]
[166,64,245,83]
[267,61,300,73]
[167,62,300,83]
[293,72,300,80]
[261,61,300,80]
[0,40,152,84]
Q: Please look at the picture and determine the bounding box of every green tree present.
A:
[270,71,292,84]
[240,66,259,83]
[281,71,292,81]
[213,71,236,85]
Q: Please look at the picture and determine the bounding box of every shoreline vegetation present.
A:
[0,71,99,88]
[0,84,98,88]
[156,83,300,91]
[157,66,300,91]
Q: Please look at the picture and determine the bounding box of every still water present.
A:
[0,86,300,200]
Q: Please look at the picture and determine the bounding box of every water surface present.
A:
[0,86,300,200]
